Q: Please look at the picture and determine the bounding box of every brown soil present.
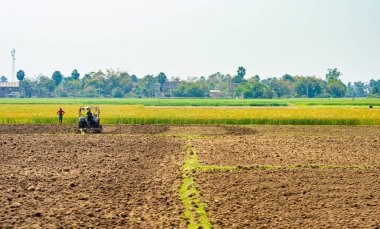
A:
[1,124,380,228]
[0,124,256,136]
[0,124,77,134]
[196,126,380,167]
[166,125,256,136]
[223,126,257,136]
[103,125,169,134]
[0,134,185,228]
[197,169,380,228]
[0,124,169,135]
[166,125,228,136]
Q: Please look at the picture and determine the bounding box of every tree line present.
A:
[4,67,380,98]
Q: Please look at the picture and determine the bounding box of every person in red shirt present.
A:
[57,108,65,124]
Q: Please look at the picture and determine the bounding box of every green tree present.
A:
[353,81,367,97]
[206,72,231,97]
[157,72,167,94]
[326,68,342,81]
[21,79,33,98]
[234,84,244,98]
[112,87,124,98]
[140,75,157,97]
[234,83,249,98]
[52,71,63,86]
[173,82,209,97]
[282,74,295,82]
[369,79,380,95]
[251,82,265,98]
[242,85,253,98]
[91,71,107,96]
[16,70,25,81]
[253,75,260,82]
[324,69,346,97]
[36,76,55,96]
[232,67,247,83]
[372,86,379,95]
[83,86,97,97]
[0,76,8,82]
[131,75,139,83]
[15,70,26,97]
[272,78,294,98]
[232,67,246,83]
[234,82,266,98]
[294,76,323,98]
[83,73,92,80]
[347,82,355,97]
[117,72,134,95]
[326,80,347,98]
[65,80,82,96]
[237,67,246,78]
[71,69,80,80]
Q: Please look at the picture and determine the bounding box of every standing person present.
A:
[57,108,65,125]
[86,108,93,127]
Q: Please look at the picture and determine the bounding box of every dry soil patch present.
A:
[196,126,380,167]
[0,124,169,135]
[0,134,185,228]
[197,169,380,228]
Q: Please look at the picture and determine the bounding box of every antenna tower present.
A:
[11,49,16,82]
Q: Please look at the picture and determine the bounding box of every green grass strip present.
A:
[179,138,212,229]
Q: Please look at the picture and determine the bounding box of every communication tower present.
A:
[11,49,16,82]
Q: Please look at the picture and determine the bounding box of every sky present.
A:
[0,0,379,83]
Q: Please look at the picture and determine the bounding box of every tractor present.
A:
[77,106,103,133]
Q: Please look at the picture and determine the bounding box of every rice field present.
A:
[0,104,379,125]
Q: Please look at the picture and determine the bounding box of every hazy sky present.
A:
[1,0,379,82]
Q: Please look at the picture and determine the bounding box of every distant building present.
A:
[162,81,181,97]
[0,82,19,98]
[163,81,181,92]
[210,90,221,98]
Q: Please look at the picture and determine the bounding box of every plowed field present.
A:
[1,125,379,228]
[197,169,380,228]
[0,132,185,228]
[196,126,380,167]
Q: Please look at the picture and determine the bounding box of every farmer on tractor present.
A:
[86,108,94,127]
[77,106,102,133]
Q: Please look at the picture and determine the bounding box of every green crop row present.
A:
[1,97,380,107]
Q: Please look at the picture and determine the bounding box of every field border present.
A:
[179,138,212,229]
[178,136,379,228]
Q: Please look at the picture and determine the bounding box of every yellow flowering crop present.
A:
[0,104,379,125]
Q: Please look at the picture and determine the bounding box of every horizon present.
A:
[1,0,380,83]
